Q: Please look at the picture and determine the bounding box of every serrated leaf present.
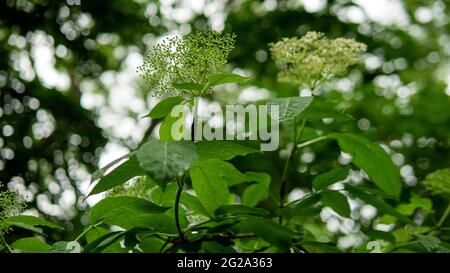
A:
[11,238,50,253]
[143,96,184,119]
[329,133,401,198]
[195,141,260,161]
[90,196,170,230]
[89,157,146,195]
[207,73,249,87]
[214,204,270,217]
[242,172,271,207]
[239,218,301,249]
[347,187,414,225]
[189,159,248,215]
[313,167,350,190]
[137,140,197,187]
[6,215,63,231]
[320,191,351,218]
[268,96,314,122]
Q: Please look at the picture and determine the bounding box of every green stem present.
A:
[279,119,305,224]
[175,178,186,242]
[0,234,13,253]
[437,203,450,228]
[74,221,103,242]
[296,136,328,149]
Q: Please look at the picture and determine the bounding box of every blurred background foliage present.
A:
[0,0,449,248]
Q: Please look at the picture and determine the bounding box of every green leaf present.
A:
[90,196,170,229]
[347,187,414,225]
[207,73,249,87]
[362,229,396,244]
[297,106,354,121]
[329,133,401,198]
[159,114,184,141]
[268,96,314,122]
[89,157,146,195]
[242,172,271,207]
[302,241,343,253]
[320,191,351,218]
[49,241,82,253]
[11,238,51,253]
[413,234,441,251]
[214,204,270,217]
[290,194,321,217]
[189,159,248,215]
[137,140,197,187]
[181,193,210,217]
[345,184,397,200]
[6,215,63,231]
[239,218,301,249]
[396,193,433,216]
[173,82,203,92]
[312,167,350,190]
[143,96,184,119]
[195,141,260,161]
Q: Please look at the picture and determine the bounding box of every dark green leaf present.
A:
[312,167,350,190]
[329,133,401,198]
[89,157,146,195]
[195,141,260,161]
[347,187,414,225]
[363,229,396,244]
[320,191,351,218]
[144,96,184,119]
[239,218,301,249]
[137,140,197,187]
[242,172,271,207]
[268,96,314,122]
[214,204,270,217]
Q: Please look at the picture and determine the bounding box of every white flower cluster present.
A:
[269,31,367,88]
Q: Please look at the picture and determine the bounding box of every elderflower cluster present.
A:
[269,31,367,89]
[138,31,236,97]
[424,168,450,198]
[0,183,25,232]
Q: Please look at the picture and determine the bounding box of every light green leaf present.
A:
[414,234,441,251]
[268,96,314,122]
[181,193,210,217]
[173,82,203,92]
[312,167,350,190]
[329,133,401,198]
[49,241,82,253]
[189,159,248,215]
[195,141,260,161]
[89,157,146,195]
[137,140,197,187]
[6,215,63,231]
[242,172,271,207]
[90,196,170,230]
[239,218,301,249]
[297,106,354,121]
[11,238,50,253]
[320,191,351,218]
[159,114,184,141]
[207,73,249,87]
[143,96,184,119]
[347,187,414,225]
[214,204,270,217]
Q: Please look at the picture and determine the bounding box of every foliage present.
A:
[1,1,450,254]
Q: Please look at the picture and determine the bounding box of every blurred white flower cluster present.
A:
[269,31,367,89]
